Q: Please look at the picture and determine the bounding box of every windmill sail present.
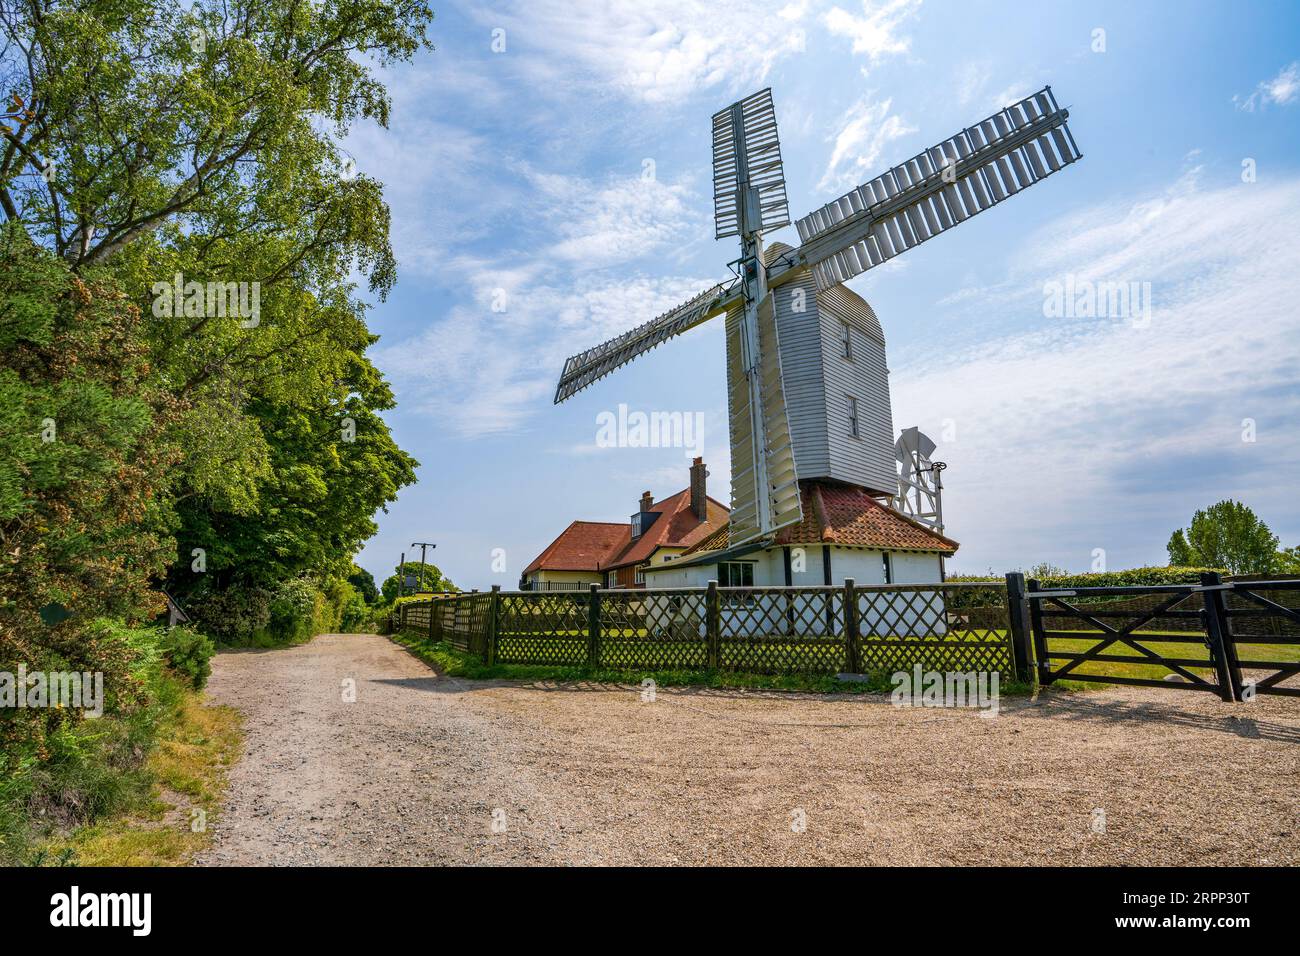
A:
[725,294,802,546]
[712,88,791,240]
[554,281,739,403]
[794,87,1081,290]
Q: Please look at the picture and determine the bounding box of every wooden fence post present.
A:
[586,583,600,668]
[706,580,721,670]
[486,586,501,666]
[1200,571,1240,702]
[427,597,437,643]
[1026,578,1053,687]
[1004,573,1034,684]
[842,579,861,673]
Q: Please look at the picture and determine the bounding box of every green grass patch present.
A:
[32,683,242,867]
[389,631,1034,696]
[1043,630,1299,689]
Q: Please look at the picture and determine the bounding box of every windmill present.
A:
[554,87,1080,547]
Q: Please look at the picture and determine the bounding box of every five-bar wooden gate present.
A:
[1025,572,1300,702]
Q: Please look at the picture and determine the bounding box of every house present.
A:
[520,458,729,590]
[517,520,627,591]
[642,479,957,590]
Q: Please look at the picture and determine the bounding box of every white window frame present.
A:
[840,320,853,360]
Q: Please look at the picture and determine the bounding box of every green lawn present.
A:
[1042,630,1299,688]
[393,626,1027,694]
[419,622,1298,694]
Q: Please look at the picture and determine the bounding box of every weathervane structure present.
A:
[554,87,1080,547]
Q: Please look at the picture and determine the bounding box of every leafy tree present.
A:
[0,1,428,631]
[0,226,176,752]
[1167,500,1280,576]
[380,561,454,603]
[348,565,378,604]
[1275,547,1300,575]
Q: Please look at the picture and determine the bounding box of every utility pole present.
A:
[411,541,436,594]
[397,551,406,597]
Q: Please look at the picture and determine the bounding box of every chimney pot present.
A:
[640,491,653,513]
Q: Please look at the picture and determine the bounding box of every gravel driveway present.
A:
[196,632,1299,866]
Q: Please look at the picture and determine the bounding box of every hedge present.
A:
[948,566,1229,588]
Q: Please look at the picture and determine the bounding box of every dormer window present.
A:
[630,510,659,539]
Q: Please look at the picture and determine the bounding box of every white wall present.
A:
[644,547,945,589]
[644,547,948,637]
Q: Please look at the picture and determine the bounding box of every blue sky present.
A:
[347,0,1300,590]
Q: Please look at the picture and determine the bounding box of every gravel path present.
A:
[196,632,1300,866]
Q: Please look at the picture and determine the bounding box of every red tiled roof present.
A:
[600,488,729,570]
[679,481,958,556]
[522,520,629,575]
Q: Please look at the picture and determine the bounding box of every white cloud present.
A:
[988,82,1033,111]
[891,171,1300,571]
[954,60,992,107]
[374,270,722,437]
[476,0,813,103]
[522,166,703,270]
[1233,61,1300,112]
[822,0,921,66]
[817,95,915,192]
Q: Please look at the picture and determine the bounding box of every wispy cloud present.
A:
[1234,61,1300,112]
[822,0,921,67]
[818,95,915,192]
[524,166,704,270]
[892,170,1300,570]
[951,60,1033,114]
[374,270,722,438]
[475,0,813,104]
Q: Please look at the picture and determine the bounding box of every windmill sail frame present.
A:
[794,87,1080,289]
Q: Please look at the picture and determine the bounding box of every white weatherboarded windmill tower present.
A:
[555,87,1080,555]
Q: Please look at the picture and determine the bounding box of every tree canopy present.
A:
[1,1,429,639]
[1167,500,1281,576]
[381,561,455,603]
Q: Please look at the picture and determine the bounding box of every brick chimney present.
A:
[689,457,708,521]
[640,490,653,513]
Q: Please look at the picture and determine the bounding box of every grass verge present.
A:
[26,682,242,867]
[389,630,1035,696]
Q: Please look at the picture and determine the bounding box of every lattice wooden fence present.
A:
[395,580,1022,678]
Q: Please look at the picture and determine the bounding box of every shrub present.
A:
[159,627,215,690]
[0,621,193,864]
[948,566,1227,588]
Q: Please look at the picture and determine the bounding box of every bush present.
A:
[159,627,215,690]
[0,621,193,864]
[948,566,1227,588]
